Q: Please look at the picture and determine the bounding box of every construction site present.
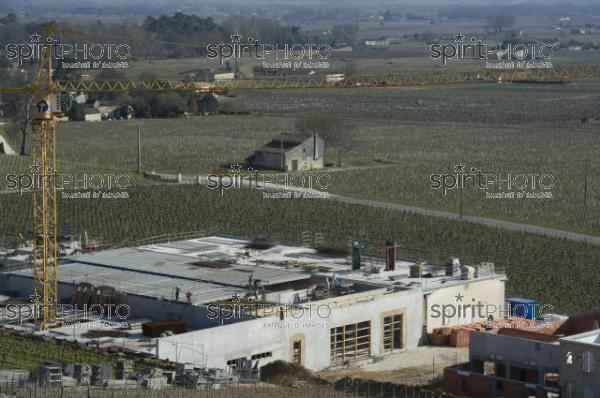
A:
[1,2,600,395]
[0,234,507,381]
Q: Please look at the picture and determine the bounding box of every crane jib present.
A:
[3,65,599,96]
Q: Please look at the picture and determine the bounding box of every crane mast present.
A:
[30,46,59,330]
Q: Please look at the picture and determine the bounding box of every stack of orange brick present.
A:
[431,318,564,347]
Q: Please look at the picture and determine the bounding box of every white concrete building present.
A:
[0,235,506,374]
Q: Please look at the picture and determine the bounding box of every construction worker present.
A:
[175,286,180,301]
[186,289,192,304]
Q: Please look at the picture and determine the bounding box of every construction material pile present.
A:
[70,283,127,307]
[431,318,563,347]
[260,360,329,387]
[142,320,188,337]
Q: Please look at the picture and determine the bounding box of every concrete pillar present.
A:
[537,366,544,385]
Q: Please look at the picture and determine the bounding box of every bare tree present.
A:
[296,115,355,167]
[1,65,35,156]
[486,14,515,34]
[331,24,359,46]
[5,92,34,156]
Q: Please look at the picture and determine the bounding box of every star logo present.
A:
[231,293,242,302]
[454,293,464,302]
[454,33,465,42]
[454,163,465,173]
[230,162,243,172]
[30,163,42,174]
[29,293,42,303]
[230,33,242,43]
[29,33,42,43]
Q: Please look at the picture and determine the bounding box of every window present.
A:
[565,351,573,365]
[565,382,573,398]
[330,321,371,365]
[251,352,272,360]
[583,351,594,373]
[382,313,404,352]
[226,357,245,366]
[291,339,302,365]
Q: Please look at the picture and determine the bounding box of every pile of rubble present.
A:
[260,360,329,387]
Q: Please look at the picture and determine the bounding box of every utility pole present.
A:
[584,157,589,207]
[459,187,463,219]
[137,126,141,174]
[280,137,284,171]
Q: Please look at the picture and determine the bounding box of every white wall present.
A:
[425,278,506,332]
[157,287,423,371]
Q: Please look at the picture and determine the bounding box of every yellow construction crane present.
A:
[28,43,58,331]
[2,29,600,330]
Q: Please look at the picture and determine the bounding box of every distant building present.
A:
[249,133,325,172]
[364,38,390,47]
[213,72,235,81]
[80,100,129,122]
[73,93,87,105]
[186,69,237,82]
[332,45,353,52]
[324,74,345,83]
[83,108,102,122]
[92,100,119,117]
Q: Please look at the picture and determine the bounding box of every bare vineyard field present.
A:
[238,80,600,124]
[3,99,597,234]
[232,81,600,234]
[324,120,600,234]
[1,185,599,315]
[1,78,599,315]
[55,116,291,176]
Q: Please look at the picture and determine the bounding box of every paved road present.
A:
[329,193,600,245]
[145,171,600,246]
[0,130,16,155]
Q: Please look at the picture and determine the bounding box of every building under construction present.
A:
[0,235,506,373]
